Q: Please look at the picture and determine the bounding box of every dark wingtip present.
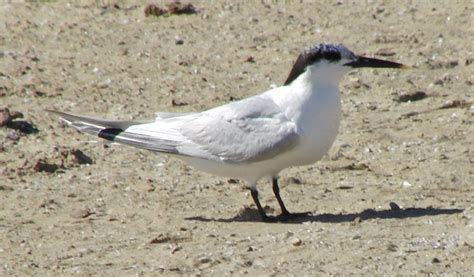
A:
[98,128,124,141]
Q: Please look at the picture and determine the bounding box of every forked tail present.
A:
[48,110,179,154]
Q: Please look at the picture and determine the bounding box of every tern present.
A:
[49,43,407,222]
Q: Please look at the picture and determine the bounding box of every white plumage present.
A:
[50,43,406,221]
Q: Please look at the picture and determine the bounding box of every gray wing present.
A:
[177,96,299,163]
[49,96,299,163]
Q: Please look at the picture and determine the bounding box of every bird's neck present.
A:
[289,66,343,150]
[284,68,342,115]
[270,64,346,121]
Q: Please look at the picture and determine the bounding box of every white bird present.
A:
[49,43,407,222]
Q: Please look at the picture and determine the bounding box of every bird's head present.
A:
[284,43,408,86]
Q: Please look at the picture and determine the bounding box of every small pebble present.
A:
[69,149,93,165]
[170,244,182,254]
[227,178,239,184]
[375,47,396,56]
[402,181,412,188]
[196,256,212,264]
[144,4,166,17]
[33,160,59,173]
[0,108,13,126]
[175,36,184,45]
[6,131,20,141]
[97,79,111,89]
[291,238,302,246]
[71,207,93,219]
[171,99,188,106]
[284,231,294,239]
[166,1,197,15]
[288,177,302,184]
[245,56,255,63]
[397,91,427,103]
[387,243,398,252]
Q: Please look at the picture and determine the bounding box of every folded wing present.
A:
[49,96,299,164]
[176,96,300,163]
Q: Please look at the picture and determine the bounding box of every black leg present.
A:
[272,177,311,221]
[250,187,269,221]
[249,180,310,222]
[272,177,291,216]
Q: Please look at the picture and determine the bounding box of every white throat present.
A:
[269,62,347,165]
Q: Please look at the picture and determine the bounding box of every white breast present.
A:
[180,63,346,183]
[270,66,343,166]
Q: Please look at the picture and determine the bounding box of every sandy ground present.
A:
[1,0,473,275]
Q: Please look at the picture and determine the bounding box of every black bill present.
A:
[344,56,410,69]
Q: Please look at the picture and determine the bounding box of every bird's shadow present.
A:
[185,205,463,224]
